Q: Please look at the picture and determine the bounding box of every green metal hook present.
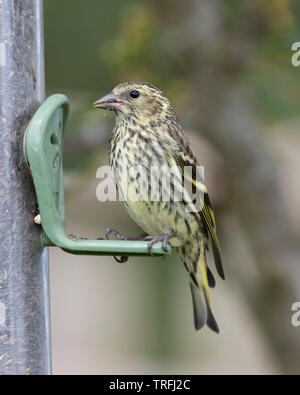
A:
[24,94,171,257]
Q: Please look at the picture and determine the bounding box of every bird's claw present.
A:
[106,228,127,241]
[144,232,176,255]
[105,228,147,264]
[105,228,147,241]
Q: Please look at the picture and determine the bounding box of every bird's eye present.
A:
[130,90,140,99]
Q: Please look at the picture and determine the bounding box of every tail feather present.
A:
[189,240,220,333]
[204,289,220,333]
[190,283,207,331]
[190,283,220,333]
[206,264,216,288]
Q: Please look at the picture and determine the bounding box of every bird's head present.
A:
[93,82,177,125]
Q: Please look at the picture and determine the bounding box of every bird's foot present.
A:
[105,228,147,264]
[144,232,176,254]
[105,228,147,241]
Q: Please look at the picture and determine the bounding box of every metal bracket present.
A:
[24,94,170,257]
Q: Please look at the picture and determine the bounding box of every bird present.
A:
[93,82,224,333]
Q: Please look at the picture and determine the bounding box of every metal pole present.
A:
[0,0,51,374]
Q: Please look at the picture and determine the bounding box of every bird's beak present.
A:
[93,92,123,111]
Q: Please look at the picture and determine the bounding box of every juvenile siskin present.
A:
[94,82,224,333]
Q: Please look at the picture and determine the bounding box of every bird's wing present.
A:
[167,135,225,281]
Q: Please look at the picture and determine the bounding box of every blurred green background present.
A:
[44,0,300,374]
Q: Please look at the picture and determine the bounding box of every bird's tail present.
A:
[180,242,219,333]
[190,284,219,333]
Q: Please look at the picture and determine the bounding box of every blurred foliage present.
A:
[44,0,135,93]
[45,0,300,127]
[99,2,190,107]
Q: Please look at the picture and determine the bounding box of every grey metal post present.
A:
[0,0,51,374]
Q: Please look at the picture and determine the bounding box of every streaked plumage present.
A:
[94,82,224,333]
